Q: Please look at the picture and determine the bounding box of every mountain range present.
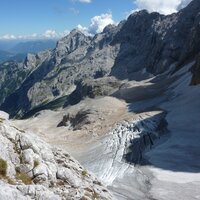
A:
[0,0,200,199]
[1,0,200,118]
[0,39,56,63]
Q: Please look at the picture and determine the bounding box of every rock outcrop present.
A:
[0,111,114,200]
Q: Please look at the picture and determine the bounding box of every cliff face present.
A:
[111,0,200,77]
[191,54,200,85]
[1,0,200,118]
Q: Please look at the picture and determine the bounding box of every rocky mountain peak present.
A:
[69,28,86,36]
[181,0,200,12]
[110,0,200,77]
[55,28,91,57]
[129,9,149,17]
[103,24,117,33]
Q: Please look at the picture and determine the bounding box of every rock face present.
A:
[191,53,200,85]
[1,0,200,118]
[0,27,122,118]
[0,111,114,200]
[0,62,31,105]
[110,0,200,77]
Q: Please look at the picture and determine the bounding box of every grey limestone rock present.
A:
[0,111,114,200]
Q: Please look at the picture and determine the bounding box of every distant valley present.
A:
[0,39,56,63]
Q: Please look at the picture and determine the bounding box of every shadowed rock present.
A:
[191,53,200,85]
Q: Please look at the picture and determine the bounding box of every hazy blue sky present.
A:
[0,0,192,40]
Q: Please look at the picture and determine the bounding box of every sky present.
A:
[0,0,192,40]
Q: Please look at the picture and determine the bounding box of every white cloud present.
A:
[42,29,70,39]
[79,0,92,3]
[89,13,115,34]
[77,12,115,36]
[60,29,70,37]
[132,0,192,15]
[31,33,38,38]
[43,30,58,38]
[71,0,92,3]
[77,24,92,36]
[0,29,70,40]
[0,13,114,41]
[0,34,16,40]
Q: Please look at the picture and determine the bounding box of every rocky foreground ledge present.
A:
[0,111,114,200]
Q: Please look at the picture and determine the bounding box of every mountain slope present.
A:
[0,28,123,118]
[0,111,114,200]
